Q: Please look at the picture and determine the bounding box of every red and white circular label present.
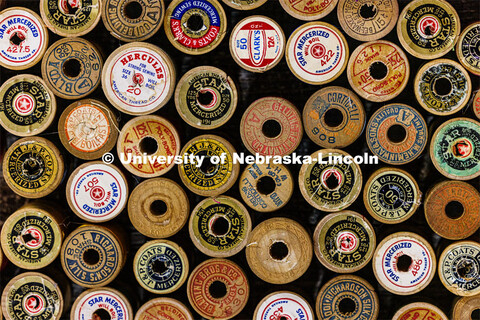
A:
[23,293,45,316]
[17,226,43,249]
[418,15,441,38]
[336,231,358,253]
[13,93,35,116]
[255,292,314,320]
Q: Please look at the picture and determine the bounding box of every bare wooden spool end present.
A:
[279,0,338,21]
[452,295,480,320]
[134,298,193,320]
[392,302,448,320]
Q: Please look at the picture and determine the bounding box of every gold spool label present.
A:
[457,23,480,75]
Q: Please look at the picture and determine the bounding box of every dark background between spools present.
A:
[0,0,479,319]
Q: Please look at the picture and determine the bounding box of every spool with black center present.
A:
[253,291,315,320]
[71,287,133,320]
[453,295,480,320]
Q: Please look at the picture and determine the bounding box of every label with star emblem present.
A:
[254,291,314,320]
[135,298,193,320]
[71,287,133,320]
[392,302,448,320]
[456,23,480,75]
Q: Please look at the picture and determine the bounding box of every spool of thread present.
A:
[392,302,448,320]
[456,23,480,76]
[221,0,267,10]
[254,291,314,320]
[134,298,193,320]
[279,0,338,21]
[452,295,480,320]
[70,287,133,320]
[474,90,480,120]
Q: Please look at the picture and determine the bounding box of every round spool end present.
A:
[253,291,314,320]
[71,287,133,320]
[134,298,193,320]
[452,295,480,320]
[279,0,338,21]
[392,302,448,320]
[221,0,267,10]
[456,23,480,76]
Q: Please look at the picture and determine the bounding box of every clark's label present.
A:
[366,104,427,165]
[68,163,128,222]
[103,0,164,42]
[40,0,102,37]
[286,22,348,85]
[187,259,249,319]
[61,226,123,287]
[72,288,132,320]
[303,86,365,148]
[2,273,63,320]
[415,59,471,115]
[136,298,193,320]
[0,8,48,69]
[316,275,378,320]
[175,66,237,129]
[103,43,175,115]
[314,211,375,273]
[254,292,314,320]
[165,0,227,54]
[393,303,448,320]
[364,168,420,224]
[42,37,102,99]
[230,16,285,73]
[0,75,55,136]
[439,241,480,296]
[373,233,435,295]
[431,118,480,180]
[279,0,338,21]
[397,0,460,59]
[134,240,188,294]
[457,23,480,75]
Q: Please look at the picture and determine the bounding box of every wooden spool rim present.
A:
[456,22,480,76]
[392,302,448,320]
[279,0,338,21]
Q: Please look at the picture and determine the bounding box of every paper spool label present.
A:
[0,8,47,69]
[279,0,338,21]
[286,22,348,85]
[457,23,480,75]
[393,303,448,320]
[474,91,480,120]
[230,16,284,72]
[254,292,314,320]
[72,288,132,320]
[135,298,193,320]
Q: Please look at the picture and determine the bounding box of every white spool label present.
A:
[74,291,130,320]
[256,292,314,320]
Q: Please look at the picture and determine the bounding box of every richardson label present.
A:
[458,24,480,74]
[440,242,480,294]
[256,292,314,320]
[75,291,130,320]
[42,0,100,34]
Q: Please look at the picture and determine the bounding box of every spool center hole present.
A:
[150,200,167,216]
[338,297,356,315]
[324,108,344,127]
[270,241,289,260]
[457,261,474,279]
[387,124,407,143]
[369,61,388,80]
[209,280,227,299]
[434,77,452,96]
[445,201,464,219]
[359,3,377,19]
[139,136,158,155]
[256,176,276,195]
[280,317,288,320]
[200,157,217,176]
[63,59,82,78]
[397,254,412,272]
[471,309,480,319]
[124,1,143,19]
[152,259,169,275]
[197,90,214,107]
[262,119,282,138]
[83,248,100,265]
[187,14,204,32]
[10,32,25,46]
[22,233,38,244]
[92,309,111,320]
[424,25,434,36]
[23,159,42,176]
[211,216,230,236]
[325,173,340,190]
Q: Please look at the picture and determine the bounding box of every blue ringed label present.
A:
[73,289,132,320]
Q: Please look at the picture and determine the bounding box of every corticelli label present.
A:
[431,119,480,179]
[69,163,127,222]
[230,16,284,72]
[457,23,480,75]
[136,298,192,320]
[287,23,347,84]
[74,290,131,320]
[280,0,337,20]
[0,9,46,68]
[367,104,427,165]
[255,292,314,320]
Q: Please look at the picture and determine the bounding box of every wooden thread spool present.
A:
[430,118,480,180]
[279,0,338,21]
[457,23,480,76]
[58,99,118,160]
[397,0,460,60]
[239,163,293,212]
[117,115,180,178]
[347,40,409,102]
[414,59,472,115]
[128,178,189,238]
[313,210,376,273]
[1,272,64,320]
[40,0,102,37]
[134,298,193,320]
[0,201,64,270]
[299,149,362,212]
[230,16,285,73]
[178,135,239,196]
[246,217,312,284]
[452,295,480,320]
[337,0,399,41]
[41,37,102,100]
[373,232,436,295]
[102,0,164,42]
[474,90,480,120]
[254,291,314,320]
[366,104,428,165]
[392,302,448,320]
[303,86,365,148]
[0,75,56,137]
[221,0,267,10]
[316,275,379,320]
[286,22,348,85]
[438,241,480,296]
[66,161,129,223]
[187,258,249,320]
[164,0,227,55]
[102,42,176,115]
[134,240,188,294]
[71,287,133,320]
[425,181,480,240]
[363,167,421,224]
[61,224,127,288]
[2,136,64,199]
[240,97,302,156]
[0,8,48,70]
[174,66,237,129]
[189,195,251,257]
